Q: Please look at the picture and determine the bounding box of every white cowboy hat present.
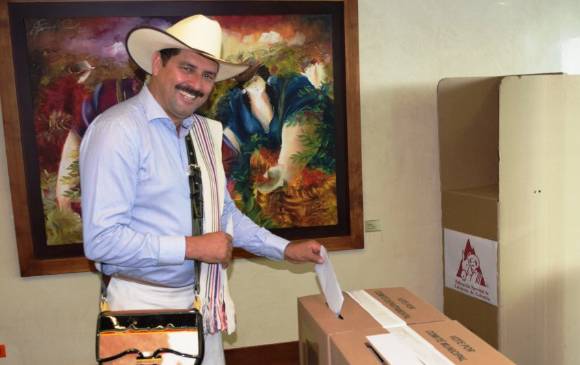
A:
[125,14,248,82]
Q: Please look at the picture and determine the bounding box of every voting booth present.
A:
[298,287,515,365]
[439,74,580,364]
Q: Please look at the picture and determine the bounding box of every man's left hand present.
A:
[284,240,325,264]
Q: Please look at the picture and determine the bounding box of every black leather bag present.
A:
[96,308,204,364]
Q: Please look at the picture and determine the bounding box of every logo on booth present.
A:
[445,229,497,305]
[456,239,487,287]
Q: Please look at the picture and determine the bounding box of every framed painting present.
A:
[0,0,362,276]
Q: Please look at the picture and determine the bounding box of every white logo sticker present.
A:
[444,229,498,306]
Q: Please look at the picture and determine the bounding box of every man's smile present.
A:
[179,89,197,102]
[176,84,204,103]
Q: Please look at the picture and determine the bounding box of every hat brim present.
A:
[126,26,248,82]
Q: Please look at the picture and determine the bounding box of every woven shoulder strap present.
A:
[188,115,234,334]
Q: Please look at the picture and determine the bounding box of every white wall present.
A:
[2,0,580,363]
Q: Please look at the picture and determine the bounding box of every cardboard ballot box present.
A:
[329,320,515,365]
[298,287,448,365]
[330,328,389,365]
[409,320,515,365]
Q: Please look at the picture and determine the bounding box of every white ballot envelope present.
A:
[367,334,425,365]
[315,246,344,316]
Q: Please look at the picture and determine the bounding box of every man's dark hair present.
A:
[159,48,182,65]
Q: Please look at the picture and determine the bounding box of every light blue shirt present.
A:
[80,86,289,287]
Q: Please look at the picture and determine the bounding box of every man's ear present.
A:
[151,52,162,76]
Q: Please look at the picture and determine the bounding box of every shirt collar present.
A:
[138,85,194,131]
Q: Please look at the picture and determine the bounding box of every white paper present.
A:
[315,246,344,316]
[367,334,424,365]
[388,326,455,365]
[347,290,406,329]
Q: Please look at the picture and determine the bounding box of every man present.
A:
[80,15,324,364]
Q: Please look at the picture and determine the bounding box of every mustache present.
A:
[175,84,204,98]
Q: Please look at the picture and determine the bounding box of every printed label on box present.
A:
[444,228,498,305]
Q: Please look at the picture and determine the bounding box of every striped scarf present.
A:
[189,114,236,335]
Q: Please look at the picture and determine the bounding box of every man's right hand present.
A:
[185,232,233,267]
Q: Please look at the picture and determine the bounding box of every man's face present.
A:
[149,49,218,125]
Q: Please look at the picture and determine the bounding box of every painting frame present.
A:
[0,0,362,277]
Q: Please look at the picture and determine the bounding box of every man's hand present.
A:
[284,240,325,264]
[185,232,233,267]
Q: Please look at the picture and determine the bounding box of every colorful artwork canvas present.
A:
[25,14,338,246]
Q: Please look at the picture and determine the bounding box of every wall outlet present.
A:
[365,219,382,232]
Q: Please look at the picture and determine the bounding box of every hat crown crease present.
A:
[126,14,248,82]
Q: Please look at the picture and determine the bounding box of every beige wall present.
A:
[2,1,580,363]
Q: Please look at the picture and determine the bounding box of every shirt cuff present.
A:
[257,230,290,260]
[158,235,187,265]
